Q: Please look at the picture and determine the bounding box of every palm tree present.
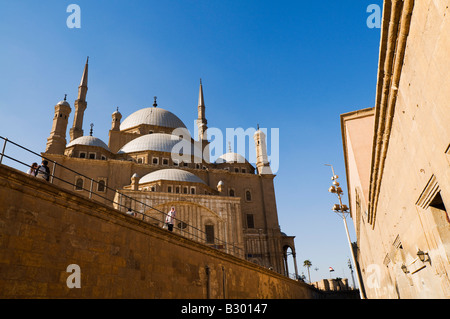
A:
[303,260,312,283]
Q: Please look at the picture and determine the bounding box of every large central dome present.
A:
[120,107,187,131]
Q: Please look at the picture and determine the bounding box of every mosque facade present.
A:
[42,58,298,277]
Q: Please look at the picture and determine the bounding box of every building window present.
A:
[430,192,447,211]
[173,160,179,166]
[97,179,106,192]
[89,153,96,159]
[150,186,155,192]
[229,189,235,197]
[152,157,159,165]
[162,158,169,165]
[191,187,196,194]
[234,167,239,173]
[196,164,201,169]
[183,186,188,194]
[75,178,83,191]
[205,225,215,244]
[101,155,107,160]
[242,168,246,173]
[247,214,255,228]
[177,221,187,229]
[79,152,86,159]
[429,192,449,224]
[175,186,180,194]
[246,190,252,201]
[168,186,172,193]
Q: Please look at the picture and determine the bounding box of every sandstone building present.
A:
[341,0,450,298]
[42,58,298,277]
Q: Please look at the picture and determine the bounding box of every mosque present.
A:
[43,58,298,277]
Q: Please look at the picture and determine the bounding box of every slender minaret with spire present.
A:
[196,79,208,141]
[69,57,89,142]
[196,79,210,163]
[253,125,272,175]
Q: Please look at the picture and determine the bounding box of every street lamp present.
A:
[348,258,356,290]
[325,164,365,299]
[417,249,430,263]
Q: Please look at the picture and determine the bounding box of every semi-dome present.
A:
[118,133,202,158]
[66,136,110,151]
[215,152,247,164]
[120,107,187,131]
[139,168,206,185]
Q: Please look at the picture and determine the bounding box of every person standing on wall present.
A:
[165,207,176,232]
[35,160,50,181]
[27,162,38,176]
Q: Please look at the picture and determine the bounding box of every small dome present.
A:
[66,136,110,151]
[139,169,206,185]
[118,133,201,159]
[215,152,247,164]
[120,107,186,131]
[57,100,70,107]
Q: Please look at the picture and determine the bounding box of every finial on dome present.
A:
[90,123,94,136]
[64,94,67,101]
[153,96,157,107]
[228,141,232,153]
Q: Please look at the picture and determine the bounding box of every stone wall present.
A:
[342,0,450,299]
[0,164,317,298]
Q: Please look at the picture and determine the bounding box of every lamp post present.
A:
[325,164,365,299]
[348,258,356,289]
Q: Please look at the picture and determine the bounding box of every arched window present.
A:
[229,189,235,197]
[246,190,252,201]
[97,180,105,192]
[75,178,83,191]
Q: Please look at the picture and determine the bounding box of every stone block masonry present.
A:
[0,164,317,299]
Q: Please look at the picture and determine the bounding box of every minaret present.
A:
[45,95,72,154]
[253,125,272,175]
[69,57,89,142]
[111,107,122,131]
[196,79,208,141]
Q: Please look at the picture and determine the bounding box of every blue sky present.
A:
[0,0,383,284]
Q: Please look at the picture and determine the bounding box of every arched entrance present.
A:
[282,245,299,280]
